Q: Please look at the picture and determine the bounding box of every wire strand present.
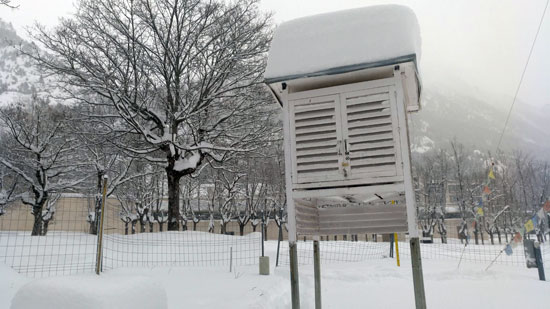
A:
[495,0,549,152]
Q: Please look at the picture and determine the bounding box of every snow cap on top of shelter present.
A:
[264,5,421,83]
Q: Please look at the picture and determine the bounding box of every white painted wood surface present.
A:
[274,64,420,237]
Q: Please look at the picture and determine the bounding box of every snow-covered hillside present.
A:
[410,84,550,156]
[0,19,51,106]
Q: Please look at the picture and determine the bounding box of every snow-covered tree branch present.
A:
[0,96,89,235]
[29,0,276,230]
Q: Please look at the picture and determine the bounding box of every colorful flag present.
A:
[477,207,484,216]
[483,186,491,195]
[544,200,550,212]
[505,244,513,256]
[524,220,535,233]
[512,232,523,248]
[531,215,538,229]
[488,169,495,180]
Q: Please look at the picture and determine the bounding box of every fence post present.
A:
[313,238,322,309]
[276,208,283,267]
[534,242,546,281]
[95,175,108,275]
[230,246,233,273]
[261,210,265,256]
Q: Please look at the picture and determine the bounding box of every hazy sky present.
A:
[1,0,549,109]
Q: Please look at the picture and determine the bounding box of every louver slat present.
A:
[342,88,400,179]
[290,94,343,184]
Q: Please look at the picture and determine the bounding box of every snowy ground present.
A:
[2,240,549,309]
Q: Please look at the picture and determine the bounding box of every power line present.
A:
[495,0,549,152]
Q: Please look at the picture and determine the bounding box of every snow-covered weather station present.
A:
[264,5,427,308]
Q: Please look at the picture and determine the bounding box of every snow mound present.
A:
[265,5,421,81]
[11,274,167,309]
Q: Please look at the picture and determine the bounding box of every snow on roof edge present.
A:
[265,5,421,82]
[264,54,418,84]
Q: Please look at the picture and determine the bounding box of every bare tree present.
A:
[0,97,88,235]
[239,156,268,235]
[30,0,274,230]
[72,103,140,234]
[0,167,19,216]
[116,163,163,233]
[40,193,61,235]
[119,199,138,235]
[0,0,18,8]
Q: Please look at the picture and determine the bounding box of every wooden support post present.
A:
[394,67,426,308]
[289,241,300,309]
[95,176,108,275]
[410,237,427,309]
[313,239,322,309]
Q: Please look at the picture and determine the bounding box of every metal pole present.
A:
[534,242,546,281]
[313,239,322,309]
[410,237,427,309]
[395,233,400,267]
[289,241,300,309]
[276,209,283,267]
[95,176,108,275]
[261,210,265,257]
[230,246,233,273]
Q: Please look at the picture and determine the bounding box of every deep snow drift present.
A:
[264,5,421,81]
[2,241,549,309]
[10,274,167,309]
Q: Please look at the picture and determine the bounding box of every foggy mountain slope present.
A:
[410,86,550,155]
[0,18,547,156]
[0,19,49,106]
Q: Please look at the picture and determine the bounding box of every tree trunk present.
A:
[89,171,104,235]
[42,220,50,236]
[31,204,44,236]
[131,222,136,234]
[159,222,164,232]
[480,230,484,245]
[239,224,245,236]
[166,170,182,231]
[124,222,129,235]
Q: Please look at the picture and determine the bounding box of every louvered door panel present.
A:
[340,87,402,179]
[290,94,345,184]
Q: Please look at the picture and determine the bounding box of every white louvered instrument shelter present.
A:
[266,62,421,238]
